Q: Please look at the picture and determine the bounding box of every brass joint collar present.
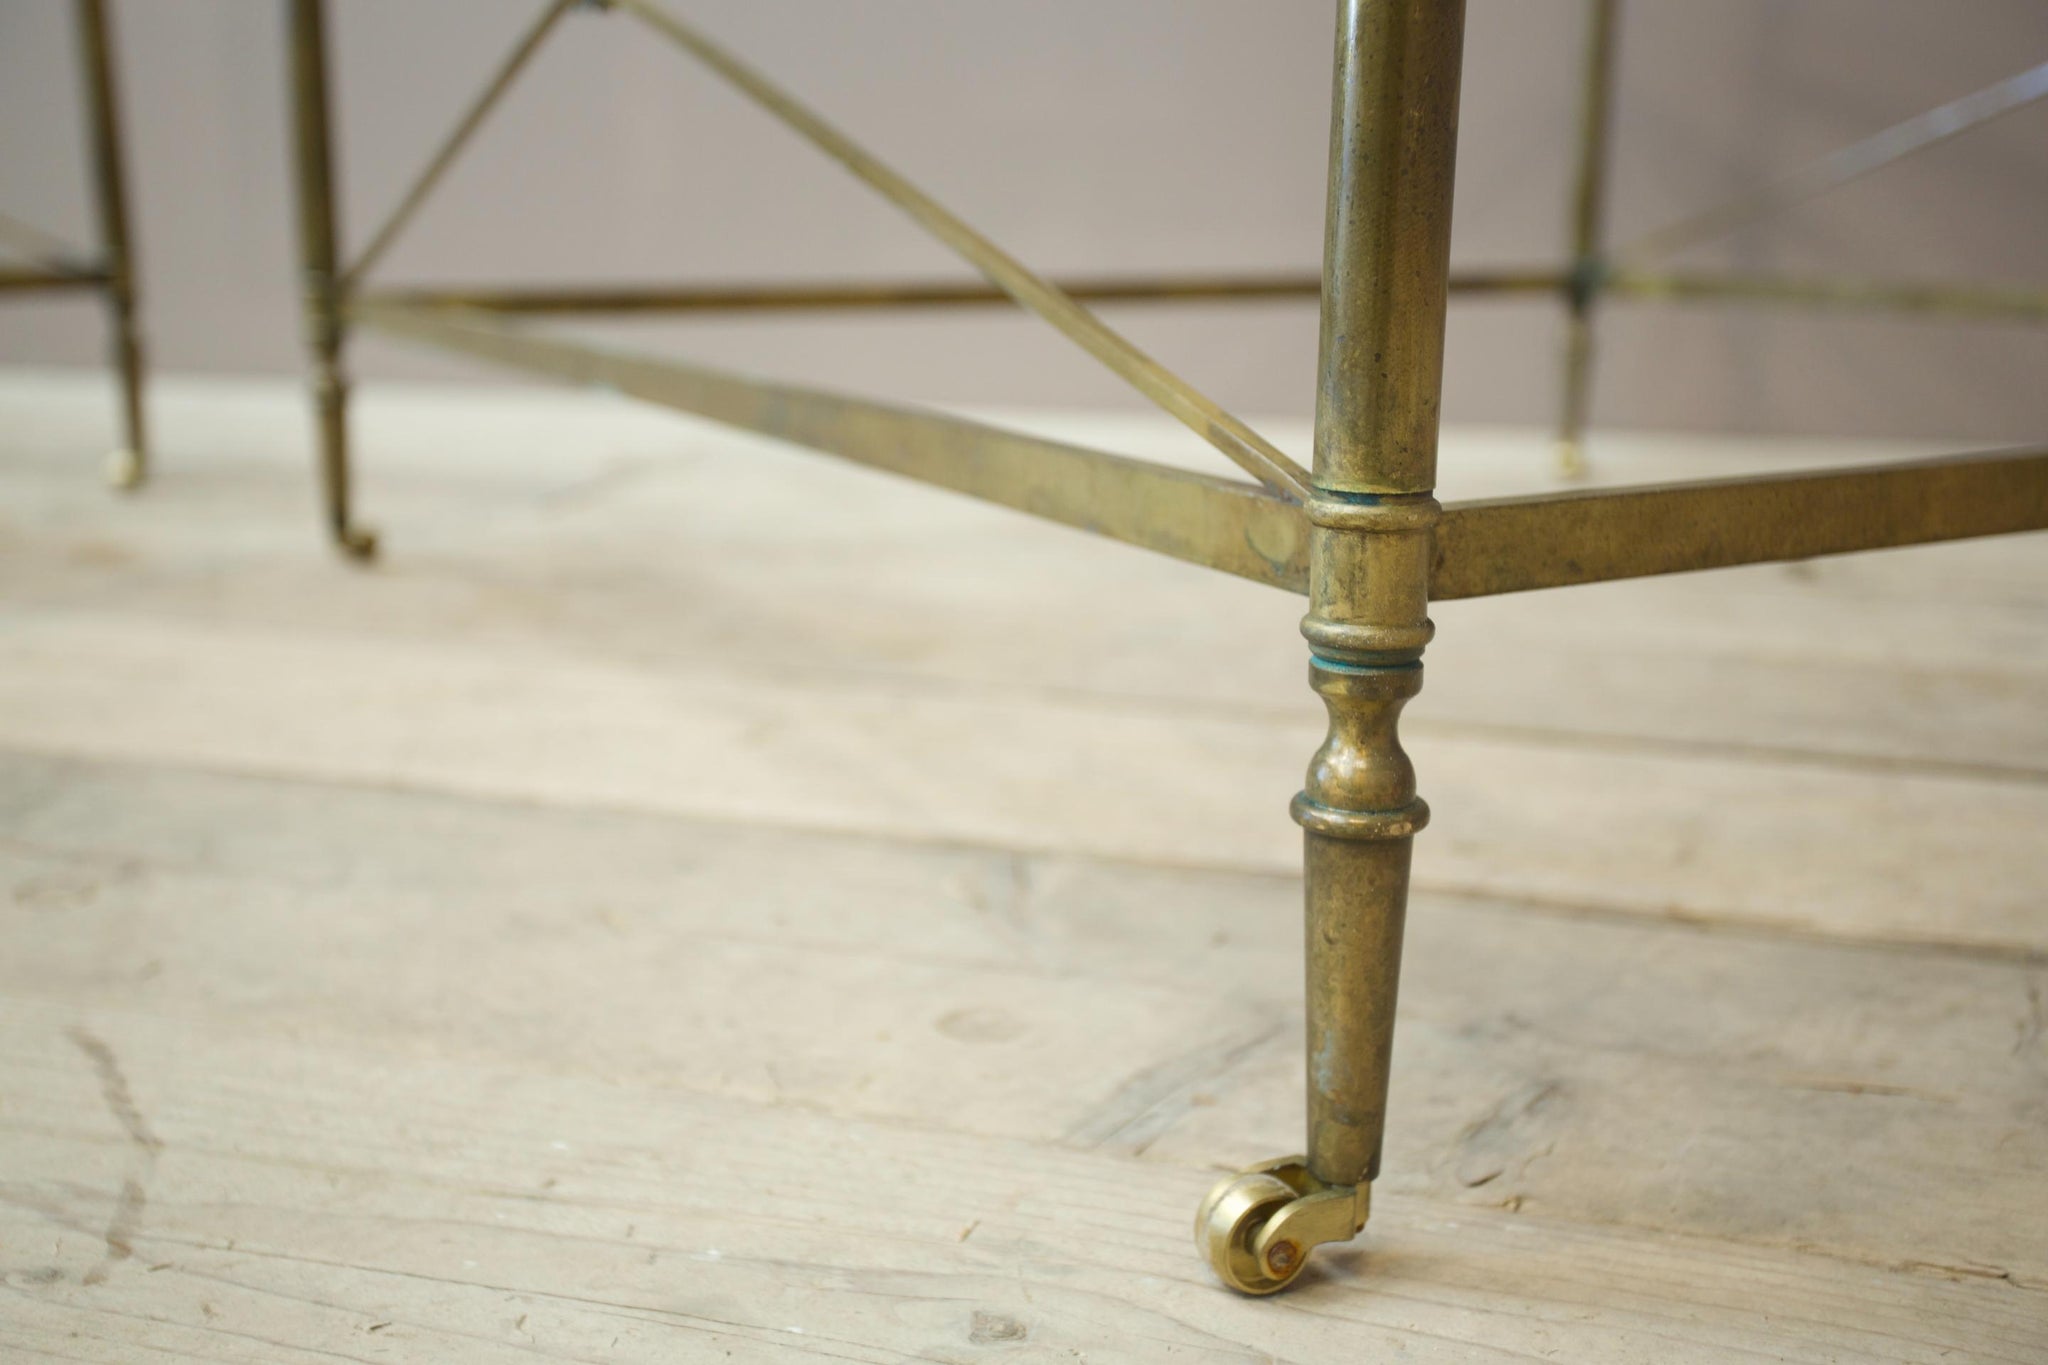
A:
[1303,491,1441,533]
[1300,490,1439,666]
[1292,792,1431,841]
[1567,253,1610,311]
[1300,618,1435,662]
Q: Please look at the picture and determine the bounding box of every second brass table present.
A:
[2,0,148,489]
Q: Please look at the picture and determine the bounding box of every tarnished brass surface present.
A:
[1299,0,1461,1176]
[1292,495,1435,1198]
[1313,0,1466,496]
[1295,653,1428,1185]
[617,0,1313,500]
[1201,0,1467,1299]
[354,299,1309,589]
[1434,445,2048,599]
[287,0,375,559]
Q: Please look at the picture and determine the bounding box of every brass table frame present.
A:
[284,0,2048,1293]
[3,0,147,489]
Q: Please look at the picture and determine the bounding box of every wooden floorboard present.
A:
[3,750,2043,1287]
[3,996,2041,1364]
[2,606,2041,955]
[1,372,2043,1359]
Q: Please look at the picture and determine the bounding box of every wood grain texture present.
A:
[3,751,2043,1289]
[1,373,2043,1359]
[3,998,2042,1364]
[2,380,2044,957]
[1,607,2041,957]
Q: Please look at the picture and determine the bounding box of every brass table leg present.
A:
[1555,0,1618,478]
[286,0,376,559]
[1198,0,1465,1294]
[77,0,147,491]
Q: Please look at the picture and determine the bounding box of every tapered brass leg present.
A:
[76,0,147,490]
[286,0,376,559]
[1198,0,1464,1295]
[103,296,146,492]
[1556,309,1594,479]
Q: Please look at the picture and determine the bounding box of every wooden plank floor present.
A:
[2,370,2044,1361]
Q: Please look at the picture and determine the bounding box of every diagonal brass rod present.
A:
[353,298,1310,589]
[615,0,1313,500]
[0,210,87,271]
[1626,57,2048,263]
[340,0,577,292]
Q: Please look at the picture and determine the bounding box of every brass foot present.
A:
[336,524,379,561]
[105,448,145,491]
[1195,1156,1369,1294]
[1554,437,1588,481]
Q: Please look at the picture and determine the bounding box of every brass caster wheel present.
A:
[1197,1170,1306,1294]
[105,448,144,491]
[336,524,379,562]
[1195,1156,1369,1295]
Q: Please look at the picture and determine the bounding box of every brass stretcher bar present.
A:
[1435,446,2048,597]
[351,296,1311,592]
[351,297,2048,602]
[0,266,112,293]
[2,1,148,487]
[358,263,2048,324]
[354,267,1558,316]
[286,0,2048,1296]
